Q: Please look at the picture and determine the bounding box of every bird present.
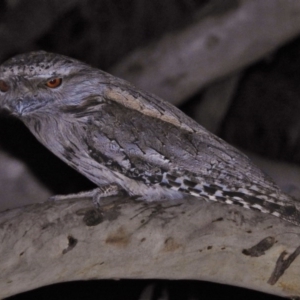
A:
[0,50,299,226]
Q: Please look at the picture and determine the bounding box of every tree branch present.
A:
[111,0,300,105]
[1,196,300,298]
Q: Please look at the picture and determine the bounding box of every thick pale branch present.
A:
[1,196,300,298]
[111,0,300,105]
[0,150,50,211]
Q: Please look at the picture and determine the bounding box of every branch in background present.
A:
[1,196,300,298]
[192,72,242,134]
[0,150,50,211]
[111,0,300,105]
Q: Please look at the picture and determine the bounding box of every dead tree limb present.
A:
[1,196,300,298]
[0,150,50,211]
[111,0,300,105]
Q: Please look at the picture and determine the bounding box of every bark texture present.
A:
[1,196,300,298]
[112,0,300,105]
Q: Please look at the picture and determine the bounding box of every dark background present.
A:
[1,0,300,299]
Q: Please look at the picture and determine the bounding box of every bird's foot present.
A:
[49,183,122,207]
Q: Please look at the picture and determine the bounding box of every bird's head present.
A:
[0,51,103,118]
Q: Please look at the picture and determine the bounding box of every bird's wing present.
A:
[68,78,282,200]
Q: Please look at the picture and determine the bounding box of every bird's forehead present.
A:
[0,51,86,78]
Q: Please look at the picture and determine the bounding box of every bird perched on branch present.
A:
[0,51,299,226]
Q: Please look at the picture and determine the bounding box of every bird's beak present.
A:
[4,97,35,117]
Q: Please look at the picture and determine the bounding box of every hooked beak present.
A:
[2,97,40,117]
[1,98,26,117]
[12,98,25,116]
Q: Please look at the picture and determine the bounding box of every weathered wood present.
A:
[1,196,300,298]
[111,0,300,105]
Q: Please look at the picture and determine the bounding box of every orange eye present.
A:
[0,80,9,92]
[45,78,62,88]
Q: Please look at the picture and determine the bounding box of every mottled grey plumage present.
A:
[0,51,300,225]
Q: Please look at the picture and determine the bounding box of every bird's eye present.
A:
[45,78,62,89]
[0,80,9,93]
